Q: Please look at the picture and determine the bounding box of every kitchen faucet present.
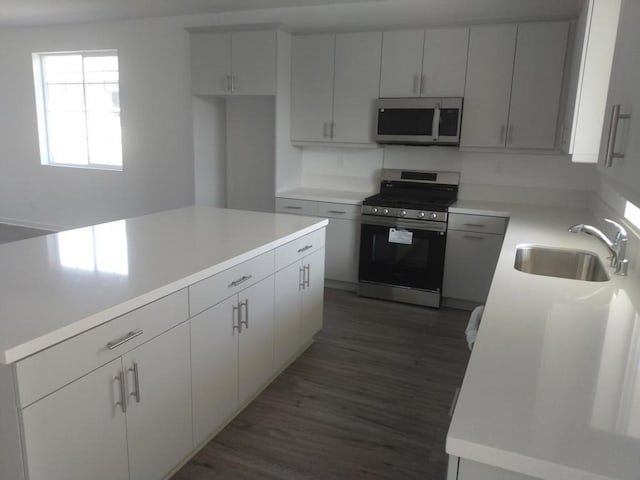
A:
[568,218,628,275]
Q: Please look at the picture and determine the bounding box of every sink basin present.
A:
[514,245,610,282]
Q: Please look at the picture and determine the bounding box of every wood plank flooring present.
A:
[172,288,470,480]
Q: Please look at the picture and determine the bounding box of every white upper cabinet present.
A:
[461,24,517,149]
[565,0,622,163]
[508,22,569,149]
[598,0,639,186]
[190,29,276,96]
[291,34,335,143]
[461,22,568,150]
[379,30,425,97]
[422,27,469,97]
[332,32,382,143]
[379,27,468,98]
[291,32,382,144]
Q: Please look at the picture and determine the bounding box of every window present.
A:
[33,50,122,170]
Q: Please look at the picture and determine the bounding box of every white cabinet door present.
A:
[332,32,382,143]
[598,0,640,187]
[124,322,192,480]
[508,22,569,149]
[301,248,325,343]
[238,276,275,405]
[191,295,239,446]
[379,29,425,97]
[461,24,517,148]
[422,27,469,97]
[21,358,129,480]
[232,30,276,95]
[291,34,335,142]
[274,261,303,369]
[325,217,360,283]
[443,230,504,303]
[190,32,232,95]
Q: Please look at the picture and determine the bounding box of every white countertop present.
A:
[0,206,327,365]
[276,187,372,205]
[446,202,640,480]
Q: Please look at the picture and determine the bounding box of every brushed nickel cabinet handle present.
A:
[463,235,485,240]
[299,266,305,290]
[229,274,252,288]
[230,75,236,92]
[239,299,249,329]
[297,245,313,253]
[604,104,631,167]
[304,264,311,288]
[284,205,302,210]
[327,210,347,215]
[129,362,141,403]
[330,122,335,139]
[420,74,426,95]
[232,304,241,334]
[107,330,144,350]
[463,223,486,228]
[115,370,127,413]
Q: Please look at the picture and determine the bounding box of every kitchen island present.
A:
[447,201,640,480]
[0,206,327,480]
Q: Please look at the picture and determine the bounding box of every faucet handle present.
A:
[604,218,627,239]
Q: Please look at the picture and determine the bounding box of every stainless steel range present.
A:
[358,169,459,308]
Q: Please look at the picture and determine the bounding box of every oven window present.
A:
[359,223,446,291]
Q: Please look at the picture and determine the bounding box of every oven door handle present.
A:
[361,216,446,232]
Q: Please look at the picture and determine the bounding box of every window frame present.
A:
[32,49,123,171]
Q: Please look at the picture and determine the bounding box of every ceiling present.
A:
[0,0,584,28]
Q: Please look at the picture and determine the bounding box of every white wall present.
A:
[0,16,194,230]
[193,96,227,207]
[299,146,596,207]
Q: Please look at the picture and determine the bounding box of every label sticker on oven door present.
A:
[388,228,413,245]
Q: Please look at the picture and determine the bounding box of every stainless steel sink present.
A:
[514,245,610,282]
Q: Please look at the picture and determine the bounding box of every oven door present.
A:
[358,216,447,292]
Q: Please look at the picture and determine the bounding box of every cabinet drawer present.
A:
[317,202,361,220]
[275,228,326,271]
[448,213,507,234]
[15,290,189,408]
[275,198,318,216]
[189,250,274,317]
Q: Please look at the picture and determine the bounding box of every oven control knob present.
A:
[383,208,389,215]
[418,211,426,218]
[400,210,407,217]
[371,207,378,214]
[429,212,438,220]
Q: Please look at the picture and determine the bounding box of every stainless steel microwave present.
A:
[375,97,463,146]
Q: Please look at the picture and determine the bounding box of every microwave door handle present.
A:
[432,105,441,141]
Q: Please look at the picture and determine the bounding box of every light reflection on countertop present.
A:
[55,220,129,275]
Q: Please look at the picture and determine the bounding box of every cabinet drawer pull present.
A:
[284,205,302,210]
[463,235,485,240]
[463,223,486,228]
[299,266,305,290]
[412,74,420,95]
[330,122,335,139]
[297,245,313,253]
[420,74,426,95]
[115,370,127,413]
[327,210,347,214]
[604,104,631,167]
[129,362,141,403]
[449,387,461,418]
[229,275,252,288]
[107,330,144,350]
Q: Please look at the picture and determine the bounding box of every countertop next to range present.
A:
[446,201,640,480]
[0,206,328,365]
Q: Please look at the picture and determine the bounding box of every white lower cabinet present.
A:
[21,359,129,480]
[191,275,275,446]
[21,321,192,480]
[274,235,325,370]
[443,214,507,304]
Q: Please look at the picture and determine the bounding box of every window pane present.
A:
[36,50,122,169]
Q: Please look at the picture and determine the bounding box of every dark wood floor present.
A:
[173,288,470,480]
